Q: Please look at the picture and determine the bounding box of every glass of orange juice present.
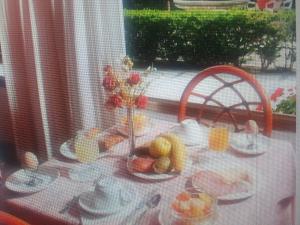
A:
[208,127,229,152]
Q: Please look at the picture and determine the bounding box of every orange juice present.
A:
[74,134,99,163]
[208,127,229,151]
[121,114,148,133]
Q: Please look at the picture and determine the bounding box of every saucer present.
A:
[78,185,135,215]
[5,166,59,194]
[230,133,269,155]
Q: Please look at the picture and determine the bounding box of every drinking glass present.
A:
[163,188,217,225]
[208,127,229,152]
[69,131,100,182]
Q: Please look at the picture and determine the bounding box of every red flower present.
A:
[107,94,123,108]
[135,95,148,109]
[102,76,116,91]
[103,65,112,74]
[270,88,284,101]
[127,72,141,85]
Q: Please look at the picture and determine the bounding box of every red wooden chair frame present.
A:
[178,65,272,136]
[0,211,30,225]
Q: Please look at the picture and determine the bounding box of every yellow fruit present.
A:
[161,133,186,172]
[153,157,171,174]
[190,198,205,217]
[22,152,39,170]
[198,193,213,207]
[149,137,172,158]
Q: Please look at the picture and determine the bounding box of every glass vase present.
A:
[127,107,136,155]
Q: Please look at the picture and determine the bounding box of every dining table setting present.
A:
[0,115,296,225]
[0,59,296,225]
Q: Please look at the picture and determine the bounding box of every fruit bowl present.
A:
[126,133,187,181]
[159,188,217,225]
[127,155,179,181]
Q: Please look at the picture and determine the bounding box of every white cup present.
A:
[93,177,129,209]
[174,119,206,146]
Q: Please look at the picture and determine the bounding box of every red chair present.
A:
[0,211,30,225]
[178,65,272,136]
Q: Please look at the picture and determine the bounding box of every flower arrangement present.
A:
[102,56,157,153]
[102,56,156,110]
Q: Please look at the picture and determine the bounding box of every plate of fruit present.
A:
[159,189,217,225]
[127,133,188,181]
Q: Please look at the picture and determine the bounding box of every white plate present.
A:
[217,180,254,201]
[59,140,108,161]
[78,186,135,215]
[127,156,192,181]
[117,123,152,137]
[230,133,269,155]
[127,158,178,181]
[5,167,59,194]
[191,162,255,201]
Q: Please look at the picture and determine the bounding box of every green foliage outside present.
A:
[122,0,295,10]
[275,96,296,115]
[124,10,296,69]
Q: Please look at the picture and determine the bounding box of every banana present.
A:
[161,133,186,173]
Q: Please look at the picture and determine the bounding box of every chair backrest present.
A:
[178,65,272,136]
[0,211,30,225]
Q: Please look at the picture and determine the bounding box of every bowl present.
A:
[161,188,217,225]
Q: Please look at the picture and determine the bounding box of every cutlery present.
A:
[59,195,79,214]
[25,167,43,186]
[122,193,161,225]
[133,194,161,225]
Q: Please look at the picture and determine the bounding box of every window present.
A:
[122,0,296,131]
